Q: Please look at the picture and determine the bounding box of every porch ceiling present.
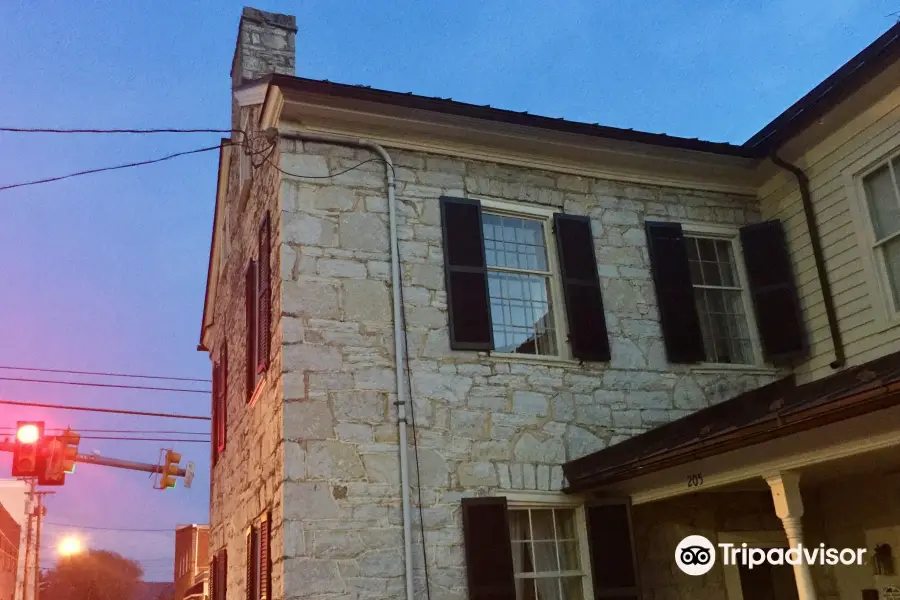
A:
[563,350,900,493]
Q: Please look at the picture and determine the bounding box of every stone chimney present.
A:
[231,7,297,88]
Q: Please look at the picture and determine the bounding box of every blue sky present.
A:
[0,0,895,581]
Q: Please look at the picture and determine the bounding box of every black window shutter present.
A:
[645,221,705,363]
[245,260,258,401]
[257,213,271,374]
[439,197,493,350]
[740,220,807,363]
[586,499,641,600]
[461,497,516,600]
[553,214,611,361]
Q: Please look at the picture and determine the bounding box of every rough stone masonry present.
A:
[275,137,780,599]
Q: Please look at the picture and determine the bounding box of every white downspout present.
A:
[277,130,415,600]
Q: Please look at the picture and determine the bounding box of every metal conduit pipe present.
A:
[770,153,845,369]
[278,130,416,600]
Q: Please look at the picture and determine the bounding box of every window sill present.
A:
[480,352,582,368]
[248,373,267,408]
[690,363,777,376]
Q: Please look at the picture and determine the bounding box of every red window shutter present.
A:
[245,260,258,401]
[257,213,271,374]
[211,362,219,464]
[260,514,271,600]
[218,344,228,454]
[222,549,228,600]
[246,527,255,600]
[209,555,216,600]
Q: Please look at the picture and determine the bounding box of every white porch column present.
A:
[766,471,817,600]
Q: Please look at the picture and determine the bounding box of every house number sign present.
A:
[686,473,704,488]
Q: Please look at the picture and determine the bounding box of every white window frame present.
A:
[846,147,900,332]
[680,222,766,368]
[475,197,571,362]
[502,492,594,600]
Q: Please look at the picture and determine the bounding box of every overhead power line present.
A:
[43,522,177,532]
[0,376,209,394]
[0,399,210,421]
[0,127,239,134]
[0,142,231,192]
[77,436,210,443]
[0,365,210,383]
[0,431,210,443]
[0,428,209,435]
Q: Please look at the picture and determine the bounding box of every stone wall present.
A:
[276,136,781,600]
[208,104,284,600]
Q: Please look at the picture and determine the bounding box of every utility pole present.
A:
[33,492,52,600]
[23,479,34,600]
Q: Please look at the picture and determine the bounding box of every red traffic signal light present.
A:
[17,424,40,444]
[12,421,44,477]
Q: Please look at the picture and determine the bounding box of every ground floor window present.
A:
[509,507,586,600]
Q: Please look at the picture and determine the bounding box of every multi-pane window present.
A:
[508,508,585,600]
[483,213,558,356]
[686,236,753,364]
[862,158,900,311]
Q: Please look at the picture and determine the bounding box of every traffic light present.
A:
[40,438,65,486]
[40,428,80,486]
[12,421,44,477]
[59,428,80,473]
[159,449,181,489]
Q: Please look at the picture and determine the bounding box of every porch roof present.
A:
[563,350,900,493]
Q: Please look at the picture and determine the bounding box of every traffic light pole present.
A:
[75,452,187,477]
[23,480,34,600]
[0,440,187,477]
[32,492,52,600]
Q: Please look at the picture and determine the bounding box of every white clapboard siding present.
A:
[758,81,900,384]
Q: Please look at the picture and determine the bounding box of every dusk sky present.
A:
[0,0,895,582]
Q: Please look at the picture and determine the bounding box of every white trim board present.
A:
[596,404,900,505]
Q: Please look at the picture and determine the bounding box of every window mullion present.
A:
[873,228,900,248]
[487,264,552,277]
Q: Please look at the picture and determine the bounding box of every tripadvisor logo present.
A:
[675,535,867,576]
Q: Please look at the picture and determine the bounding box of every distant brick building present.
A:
[174,525,209,600]
[0,501,19,600]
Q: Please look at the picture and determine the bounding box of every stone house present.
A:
[198,8,900,600]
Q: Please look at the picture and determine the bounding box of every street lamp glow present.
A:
[16,424,40,444]
[58,536,82,556]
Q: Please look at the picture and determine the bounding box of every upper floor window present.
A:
[685,235,754,364]
[861,158,900,312]
[440,196,611,362]
[646,220,804,365]
[483,212,560,356]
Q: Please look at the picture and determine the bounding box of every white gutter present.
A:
[276,130,415,600]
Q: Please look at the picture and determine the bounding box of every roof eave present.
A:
[265,73,757,159]
[563,379,900,493]
[198,140,232,353]
[744,21,900,153]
